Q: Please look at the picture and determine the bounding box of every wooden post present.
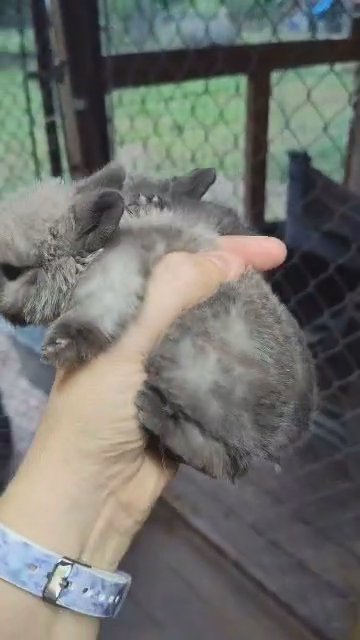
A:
[49,0,110,177]
[48,0,84,177]
[30,0,63,178]
[345,16,360,194]
[244,70,271,229]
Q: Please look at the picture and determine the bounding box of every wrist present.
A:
[81,453,175,570]
[0,426,173,574]
[0,419,123,560]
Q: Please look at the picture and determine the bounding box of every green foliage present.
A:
[111,64,352,189]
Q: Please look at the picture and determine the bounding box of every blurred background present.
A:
[0,1,360,639]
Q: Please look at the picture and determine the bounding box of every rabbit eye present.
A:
[1,263,30,281]
[142,194,165,208]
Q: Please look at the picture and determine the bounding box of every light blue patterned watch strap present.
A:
[0,523,131,618]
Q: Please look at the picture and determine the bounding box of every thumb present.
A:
[115,249,246,358]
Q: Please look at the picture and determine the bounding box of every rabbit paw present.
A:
[42,320,108,368]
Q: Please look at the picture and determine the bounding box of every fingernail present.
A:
[203,251,245,280]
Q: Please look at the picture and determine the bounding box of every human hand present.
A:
[1,236,286,571]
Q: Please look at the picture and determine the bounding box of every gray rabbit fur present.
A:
[0,162,316,480]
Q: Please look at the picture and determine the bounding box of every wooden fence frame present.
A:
[30,0,63,177]
[45,2,360,228]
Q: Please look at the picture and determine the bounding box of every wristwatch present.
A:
[0,523,131,618]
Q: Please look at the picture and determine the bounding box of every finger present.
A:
[112,249,246,358]
[217,236,287,271]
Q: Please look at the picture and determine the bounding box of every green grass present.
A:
[0,56,354,218]
[0,28,34,55]
[0,65,50,193]
[112,63,354,184]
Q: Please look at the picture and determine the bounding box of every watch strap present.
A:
[0,523,131,618]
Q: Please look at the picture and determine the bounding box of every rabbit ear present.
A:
[73,188,124,253]
[170,168,216,199]
[77,162,127,193]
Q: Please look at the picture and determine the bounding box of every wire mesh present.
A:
[0,2,56,193]
[0,1,359,638]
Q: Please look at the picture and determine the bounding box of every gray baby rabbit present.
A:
[0,162,316,479]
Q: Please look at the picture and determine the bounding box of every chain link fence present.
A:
[0,2,55,194]
[102,0,354,52]
[101,1,356,215]
[0,1,359,638]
